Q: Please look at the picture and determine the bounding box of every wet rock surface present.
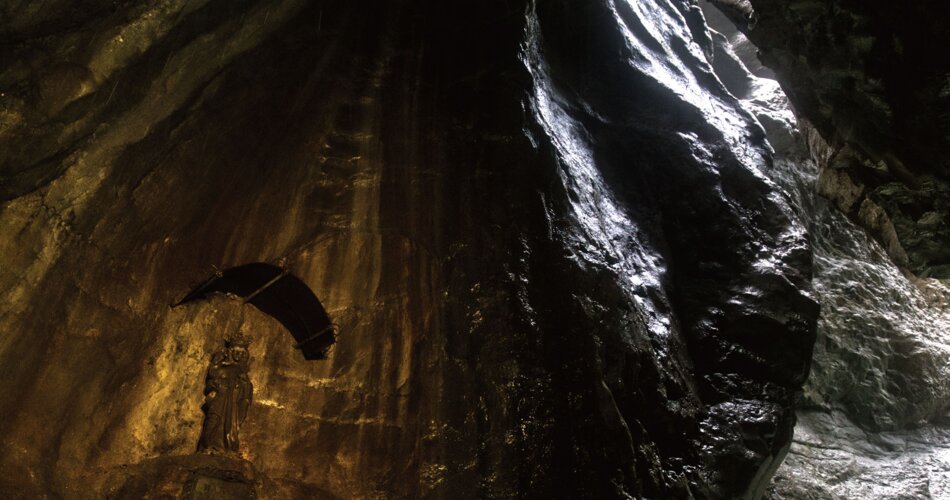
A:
[771,411,950,500]
[700,5,950,498]
[0,1,821,498]
[105,453,260,499]
[729,0,950,279]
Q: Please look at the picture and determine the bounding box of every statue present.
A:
[198,333,253,454]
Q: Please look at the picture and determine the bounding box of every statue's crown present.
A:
[226,332,250,348]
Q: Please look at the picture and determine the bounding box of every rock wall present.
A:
[0,1,818,498]
[701,3,950,498]
[714,0,950,279]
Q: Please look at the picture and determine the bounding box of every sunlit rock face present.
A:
[712,0,950,279]
[749,70,950,500]
[0,1,818,498]
[700,4,950,498]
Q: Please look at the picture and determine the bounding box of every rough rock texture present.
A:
[720,0,950,279]
[0,1,819,498]
[766,96,950,500]
[699,4,950,498]
[104,454,259,498]
[771,412,950,499]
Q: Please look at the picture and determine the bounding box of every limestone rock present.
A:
[0,1,819,498]
[700,4,950,498]
[738,0,950,278]
[105,454,259,500]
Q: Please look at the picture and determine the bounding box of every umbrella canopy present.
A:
[174,263,335,360]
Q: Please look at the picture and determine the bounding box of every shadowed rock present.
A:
[0,1,819,498]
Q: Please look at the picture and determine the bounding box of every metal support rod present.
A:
[295,325,335,349]
[243,270,289,303]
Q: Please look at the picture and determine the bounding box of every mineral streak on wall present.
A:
[0,1,818,498]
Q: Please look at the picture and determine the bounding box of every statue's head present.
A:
[225,332,251,349]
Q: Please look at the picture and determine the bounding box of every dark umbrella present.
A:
[174,262,335,360]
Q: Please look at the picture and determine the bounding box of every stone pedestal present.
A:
[105,454,258,499]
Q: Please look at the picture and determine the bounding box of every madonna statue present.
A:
[198,333,253,453]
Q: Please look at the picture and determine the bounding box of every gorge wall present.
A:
[0,0,822,498]
[4,0,947,498]
[711,0,950,280]
[701,3,950,498]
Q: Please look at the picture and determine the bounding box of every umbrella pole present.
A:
[171,267,223,307]
[243,270,289,303]
[295,325,335,350]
